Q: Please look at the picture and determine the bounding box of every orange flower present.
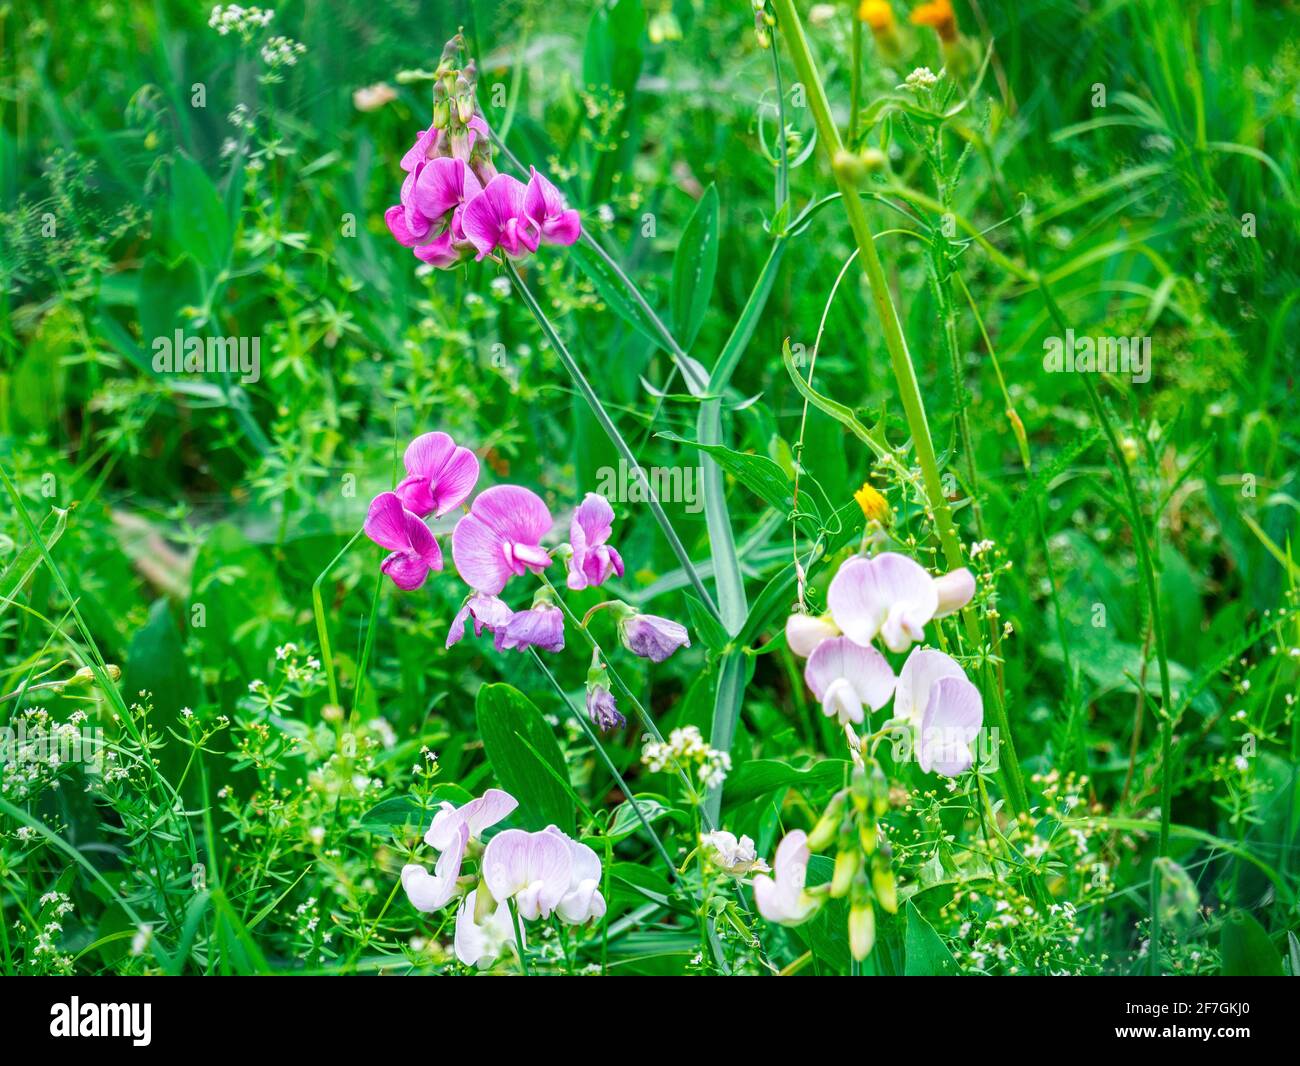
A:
[910,0,958,42]
[858,0,896,33]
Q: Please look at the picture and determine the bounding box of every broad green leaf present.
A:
[476,683,575,834]
[1220,910,1283,976]
[605,796,673,843]
[722,759,851,809]
[671,184,719,351]
[904,901,960,975]
[169,153,231,274]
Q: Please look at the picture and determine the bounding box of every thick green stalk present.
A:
[770,0,1029,815]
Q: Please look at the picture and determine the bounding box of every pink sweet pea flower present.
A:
[481,827,572,921]
[454,888,521,969]
[524,167,582,246]
[895,648,983,776]
[566,493,624,591]
[752,830,820,925]
[827,552,941,654]
[364,491,443,591]
[493,601,565,653]
[804,636,896,726]
[462,173,541,260]
[450,485,554,594]
[394,431,480,518]
[446,593,514,648]
[544,826,606,925]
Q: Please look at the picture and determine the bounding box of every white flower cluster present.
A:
[261,35,306,68]
[903,67,939,92]
[208,5,274,39]
[641,726,732,790]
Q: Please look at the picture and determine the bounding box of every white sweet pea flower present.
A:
[804,636,896,726]
[454,888,521,969]
[701,830,770,876]
[546,826,607,924]
[784,612,840,657]
[401,788,518,914]
[896,648,984,776]
[752,830,820,925]
[401,820,469,912]
[932,567,976,617]
[828,552,939,653]
[481,827,573,921]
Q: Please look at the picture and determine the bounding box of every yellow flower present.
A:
[910,0,958,42]
[854,482,891,524]
[857,0,895,32]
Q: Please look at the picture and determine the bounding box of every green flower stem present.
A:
[537,572,717,832]
[770,0,1029,816]
[506,261,721,623]
[527,647,679,882]
[312,527,364,712]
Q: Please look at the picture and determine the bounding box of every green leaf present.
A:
[904,901,960,975]
[684,592,730,654]
[1220,910,1283,976]
[476,683,575,834]
[569,240,664,345]
[671,184,719,351]
[722,759,851,809]
[0,505,69,620]
[781,339,898,467]
[126,598,197,722]
[659,431,795,515]
[355,785,470,834]
[605,796,673,843]
[169,153,231,274]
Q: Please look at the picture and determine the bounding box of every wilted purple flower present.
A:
[363,491,442,591]
[619,611,691,663]
[494,600,565,653]
[586,683,624,732]
[566,493,624,591]
[446,593,513,648]
[450,484,553,594]
[395,431,480,518]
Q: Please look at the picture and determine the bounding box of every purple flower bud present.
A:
[619,612,690,663]
[586,685,624,732]
[493,601,564,653]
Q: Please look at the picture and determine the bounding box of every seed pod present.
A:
[808,788,848,851]
[849,899,876,961]
[830,847,860,898]
[871,852,898,914]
